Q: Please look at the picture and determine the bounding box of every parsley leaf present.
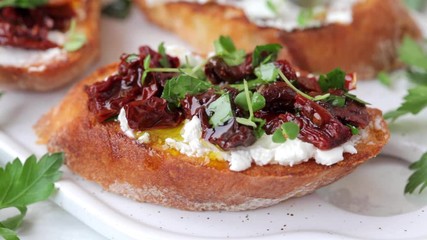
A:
[0,153,64,240]
[161,75,212,107]
[407,69,427,86]
[344,93,370,106]
[384,86,427,120]
[125,54,139,63]
[254,62,280,82]
[0,0,48,8]
[404,0,426,12]
[252,43,282,67]
[326,95,346,107]
[318,68,346,92]
[377,71,392,87]
[405,153,427,194]
[235,91,266,112]
[207,94,233,128]
[399,36,427,70]
[64,20,87,52]
[272,122,300,143]
[158,42,171,68]
[102,0,132,19]
[234,80,266,134]
[346,124,359,135]
[140,55,151,85]
[272,129,286,143]
[214,36,246,66]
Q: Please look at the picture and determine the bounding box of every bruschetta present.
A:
[134,0,421,79]
[35,39,389,211]
[0,0,100,91]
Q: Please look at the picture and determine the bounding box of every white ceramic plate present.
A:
[1,7,427,240]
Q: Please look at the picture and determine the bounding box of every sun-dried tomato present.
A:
[0,4,75,50]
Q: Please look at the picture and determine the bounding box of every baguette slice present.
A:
[134,0,421,79]
[0,0,100,91]
[35,63,390,211]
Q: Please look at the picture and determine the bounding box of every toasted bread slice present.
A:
[0,0,100,91]
[35,63,390,211]
[134,0,421,79]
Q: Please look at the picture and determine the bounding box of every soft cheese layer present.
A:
[119,112,361,172]
[0,31,66,69]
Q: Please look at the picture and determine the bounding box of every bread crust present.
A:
[35,64,390,211]
[134,0,421,79]
[0,0,100,91]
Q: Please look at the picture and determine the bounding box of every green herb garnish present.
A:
[125,54,139,63]
[405,153,427,194]
[214,36,246,66]
[63,20,87,52]
[327,95,346,107]
[344,93,370,106]
[0,153,64,240]
[377,71,392,87]
[161,75,212,107]
[275,67,334,103]
[0,0,48,8]
[399,36,427,70]
[252,43,282,67]
[158,42,171,68]
[102,0,132,19]
[346,124,359,135]
[384,86,427,121]
[254,62,280,82]
[235,80,266,130]
[272,122,300,143]
[207,94,233,128]
[318,68,346,92]
[384,37,427,121]
[404,0,426,11]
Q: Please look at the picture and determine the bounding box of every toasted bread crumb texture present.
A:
[0,0,100,91]
[135,0,421,79]
[35,65,389,211]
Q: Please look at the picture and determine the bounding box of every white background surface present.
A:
[1,5,427,240]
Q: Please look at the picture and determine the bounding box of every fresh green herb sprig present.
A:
[384,37,427,121]
[102,0,132,19]
[278,70,330,102]
[378,36,427,194]
[405,153,427,194]
[63,20,87,52]
[377,71,393,87]
[235,80,266,128]
[272,122,300,143]
[252,44,282,67]
[404,0,426,11]
[140,53,207,86]
[161,75,212,107]
[384,86,427,120]
[214,36,246,66]
[0,153,64,240]
[207,94,233,128]
[158,42,171,68]
[0,0,48,8]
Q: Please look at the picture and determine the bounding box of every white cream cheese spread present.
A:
[119,113,362,172]
[146,0,362,31]
[0,31,66,69]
